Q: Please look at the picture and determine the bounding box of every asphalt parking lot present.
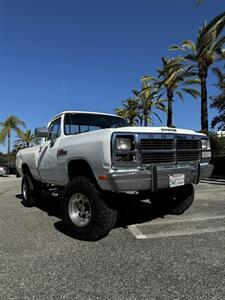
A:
[1,176,225,300]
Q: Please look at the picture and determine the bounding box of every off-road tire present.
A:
[169,184,194,215]
[151,184,194,215]
[21,174,41,207]
[61,177,117,241]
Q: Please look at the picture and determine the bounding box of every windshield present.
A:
[64,113,128,135]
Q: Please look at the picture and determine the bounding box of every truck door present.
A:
[37,117,62,183]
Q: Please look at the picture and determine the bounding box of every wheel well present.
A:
[22,164,32,176]
[21,163,39,182]
[67,160,99,187]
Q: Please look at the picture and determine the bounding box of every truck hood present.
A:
[60,126,205,142]
[109,126,205,136]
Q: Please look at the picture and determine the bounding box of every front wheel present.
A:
[61,177,117,240]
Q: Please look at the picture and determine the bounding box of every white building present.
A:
[217,131,225,137]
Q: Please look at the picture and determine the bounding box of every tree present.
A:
[170,12,225,131]
[0,116,26,164]
[115,98,140,126]
[133,78,167,126]
[14,129,41,150]
[0,152,7,164]
[210,67,225,130]
[115,79,166,127]
[144,57,200,127]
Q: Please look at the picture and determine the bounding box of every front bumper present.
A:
[108,163,213,192]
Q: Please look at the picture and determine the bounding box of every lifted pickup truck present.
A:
[16,111,213,240]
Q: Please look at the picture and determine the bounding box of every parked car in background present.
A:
[0,164,17,175]
[0,165,7,176]
[7,164,17,175]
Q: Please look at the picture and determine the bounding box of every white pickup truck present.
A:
[16,111,213,240]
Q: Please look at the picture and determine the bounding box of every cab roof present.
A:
[51,111,121,121]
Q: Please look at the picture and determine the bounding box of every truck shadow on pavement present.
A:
[16,192,62,218]
[16,192,165,239]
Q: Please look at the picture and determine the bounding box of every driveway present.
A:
[0,176,225,299]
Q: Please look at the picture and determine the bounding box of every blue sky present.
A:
[0,0,225,153]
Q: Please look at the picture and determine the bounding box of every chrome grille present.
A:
[177,139,201,150]
[176,139,201,162]
[177,151,200,162]
[140,139,174,150]
[139,136,201,164]
[142,152,175,164]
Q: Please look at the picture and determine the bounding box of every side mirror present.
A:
[35,127,49,138]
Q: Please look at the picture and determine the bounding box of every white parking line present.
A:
[136,214,225,226]
[128,225,146,239]
[201,179,225,185]
[133,227,225,239]
[128,215,225,239]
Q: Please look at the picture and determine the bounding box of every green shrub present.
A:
[0,152,7,164]
[207,132,225,157]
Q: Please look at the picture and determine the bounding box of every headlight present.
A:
[116,137,132,151]
[113,134,136,165]
[201,139,210,150]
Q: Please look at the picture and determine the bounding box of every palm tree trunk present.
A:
[7,130,10,165]
[129,116,135,126]
[200,74,209,132]
[138,116,143,126]
[167,90,173,127]
[144,113,148,127]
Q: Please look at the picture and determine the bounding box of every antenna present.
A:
[62,81,70,109]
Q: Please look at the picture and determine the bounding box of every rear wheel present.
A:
[61,177,117,240]
[21,174,41,207]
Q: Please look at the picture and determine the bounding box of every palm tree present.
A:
[14,129,40,150]
[115,98,140,126]
[132,78,167,126]
[153,57,200,127]
[0,116,26,164]
[170,12,225,131]
[116,79,167,127]
[210,67,225,130]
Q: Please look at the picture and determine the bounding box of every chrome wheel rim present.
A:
[22,181,28,200]
[68,193,92,227]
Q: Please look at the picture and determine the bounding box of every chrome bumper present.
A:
[108,163,214,192]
